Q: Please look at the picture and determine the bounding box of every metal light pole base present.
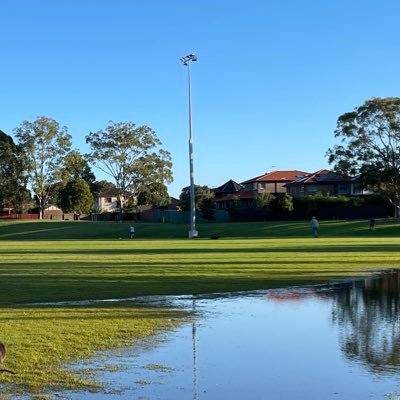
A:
[189,229,198,239]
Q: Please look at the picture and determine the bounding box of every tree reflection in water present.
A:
[332,270,400,374]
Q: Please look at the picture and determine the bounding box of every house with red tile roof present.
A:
[285,169,369,197]
[241,170,310,195]
[212,171,310,209]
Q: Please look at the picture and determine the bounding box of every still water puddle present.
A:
[60,270,400,399]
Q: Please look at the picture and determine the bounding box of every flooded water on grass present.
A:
[58,270,400,400]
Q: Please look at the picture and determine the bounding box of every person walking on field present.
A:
[310,216,319,238]
[369,218,376,231]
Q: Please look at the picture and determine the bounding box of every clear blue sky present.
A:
[2,0,400,197]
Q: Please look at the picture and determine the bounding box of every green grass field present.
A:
[1,218,400,396]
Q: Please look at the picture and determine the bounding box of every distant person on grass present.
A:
[310,216,319,238]
[130,225,135,239]
[369,218,376,231]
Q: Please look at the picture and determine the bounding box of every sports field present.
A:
[0,219,399,395]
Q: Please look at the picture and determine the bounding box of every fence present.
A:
[0,213,38,220]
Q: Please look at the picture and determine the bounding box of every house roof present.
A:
[212,179,243,193]
[286,169,350,186]
[241,170,310,184]
[213,189,255,202]
[236,190,255,199]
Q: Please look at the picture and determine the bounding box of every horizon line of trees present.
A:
[2,96,400,219]
[0,117,173,218]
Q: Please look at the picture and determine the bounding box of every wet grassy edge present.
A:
[0,303,189,396]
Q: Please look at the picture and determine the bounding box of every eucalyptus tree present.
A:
[0,130,28,211]
[14,116,72,219]
[86,121,173,216]
[327,97,400,217]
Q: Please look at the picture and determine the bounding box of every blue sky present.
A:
[2,0,400,197]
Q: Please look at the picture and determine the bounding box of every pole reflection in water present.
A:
[192,299,198,400]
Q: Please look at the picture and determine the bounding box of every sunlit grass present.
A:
[1,237,400,305]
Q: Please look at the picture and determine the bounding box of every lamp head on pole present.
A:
[180,53,198,65]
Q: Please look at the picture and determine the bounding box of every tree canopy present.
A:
[327,97,400,216]
[58,178,94,216]
[137,182,170,208]
[179,185,214,212]
[0,130,29,212]
[14,117,72,218]
[60,150,96,186]
[86,121,173,214]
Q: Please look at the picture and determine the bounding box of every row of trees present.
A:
[2,97,400,220]
[0,117,173,218]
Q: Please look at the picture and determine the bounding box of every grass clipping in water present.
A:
[0,303,187,395]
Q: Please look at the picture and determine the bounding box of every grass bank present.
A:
[0,304,185,396]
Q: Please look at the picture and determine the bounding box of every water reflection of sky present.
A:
[60,271,400,400]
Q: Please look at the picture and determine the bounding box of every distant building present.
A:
[213,171,309,209]
[285,169,372,197]
[212,179,243,209]
[94,189,131,212]
[241,170,310,195]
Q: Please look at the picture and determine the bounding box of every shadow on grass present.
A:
[1,220,399,240]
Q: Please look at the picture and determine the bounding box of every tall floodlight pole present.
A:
[180,53,198,238]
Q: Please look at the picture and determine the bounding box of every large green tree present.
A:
[137,182,170,208]
[59,150,97,200]
[179,185,214,211]
[0,130,29,212]
[327,97,400,217]
[58,178,94,217]
[14,116,72,219]
[86,121,173,215]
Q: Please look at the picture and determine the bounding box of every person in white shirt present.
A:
[310,216,319,238]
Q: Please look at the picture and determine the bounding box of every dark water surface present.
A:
[61,270,400,399]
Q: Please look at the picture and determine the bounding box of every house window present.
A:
[106,197,112,203]
[258,183,265,190]
[308,184,318,193]
[338,185,349,195]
